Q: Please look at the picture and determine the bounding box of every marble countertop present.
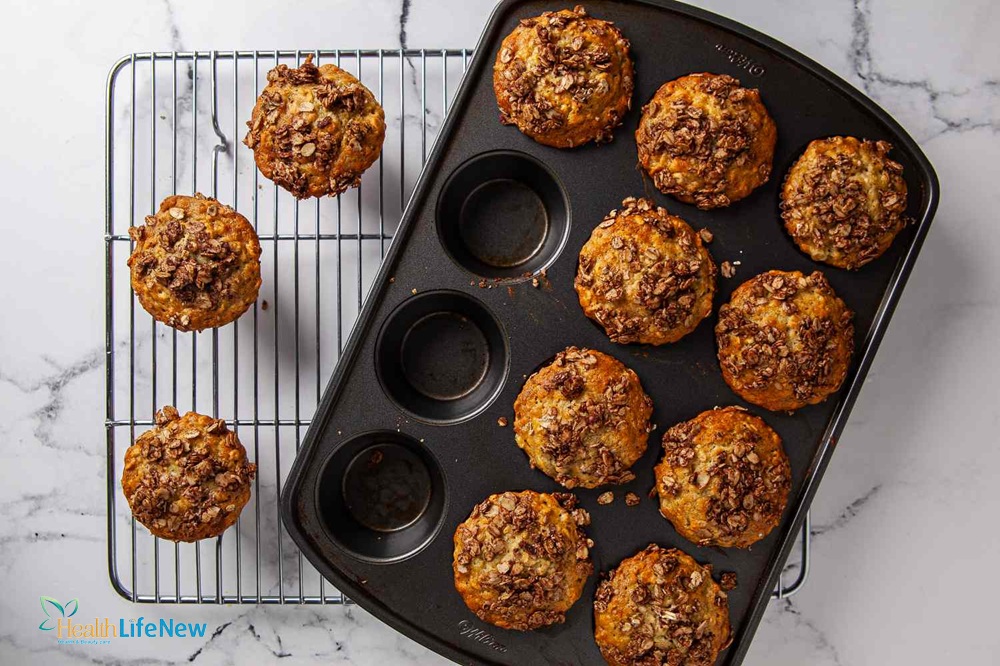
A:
[2,0,998,663]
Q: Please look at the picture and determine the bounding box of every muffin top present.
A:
[513,347,653,488]
[781,136,909,269]
[636,73,777,209]
[453,490,593,631]
[493,5,634,148]
[244,54,385,198]
[122,406,257,542]
[716,270,854,412]
[594,544,731,666]
[655,407,791,548]
[575,197,716,345]
[128,194,261,332]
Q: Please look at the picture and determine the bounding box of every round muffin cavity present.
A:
[513,346,653,489]
[244,54,386,199]
[575,196,716,345]
[122,406,257,542]
[716,270,854,412]
[493,5,634,148]
[594,544,731,666]
[128,194,262,332]
[781,136,909,269]
[654,407,791,548]
[453,490,593,631]
[636,73,777,209]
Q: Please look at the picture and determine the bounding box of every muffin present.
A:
[513,347,653,488]
[122,406,257,542]
[636,73,777,209]
[781,136,909,269]
[594,545,731,666]
[453,490,593,631]
[716,270,854,412]
[654,407,791,548]
[128,194,262,332]
[575,197,716,345]
[244,54,386,198]
[493,5,634,148]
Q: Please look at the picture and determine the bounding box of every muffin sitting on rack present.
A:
[636,73,776,209]
[513,346,653,488]
[245,54,386,198]
[493,5,634,148]
[122,406,256,542]
[128,194,261,332]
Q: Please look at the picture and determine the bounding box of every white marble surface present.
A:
[2,0,999,664]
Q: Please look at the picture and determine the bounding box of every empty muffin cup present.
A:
[437,151,570,278]
[316,431,446,563]
[376,290,509,423]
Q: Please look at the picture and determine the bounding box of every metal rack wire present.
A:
[105,49,809,605]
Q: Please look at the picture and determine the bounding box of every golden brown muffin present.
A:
[716,270,854,412]
[244,54,385,198]
[781,136,909,269]
[122,406,257,542]
[636,73,777,209]
[594,545,731,666]
[654,407,791,548]
[493,5,634,148]
[575,197,716,345]
[453,490,593,631]
[513,347,653,488]
[128,194,262,332]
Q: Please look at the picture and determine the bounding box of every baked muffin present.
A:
[575,197,716,345]
[128,194,262,332]
[513,347,653,488]
[122,406,257,542]
[636,73,777,209]
[244,54,385,198]
[716,270,854,412]
[494,5,634,148]
[453,490,593,630]
[654,407,791,548]
[781,136,909,269]
[594,545,731,666]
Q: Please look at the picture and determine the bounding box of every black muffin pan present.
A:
[281,1,939,664]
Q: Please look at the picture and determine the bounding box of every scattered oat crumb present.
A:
[720,572,738,591]
[532,277,540,288]
[410,288,418,295]
[337,430,342,435]
[369,450,384,465]
[597,491,614,505]
[539,268,547,277]
[625,492,640,507]
[261,300,269,311]
[732,260,741,266]
[699,228,714,243]
[389,276,395,283]
[497,416,508,427]
[721,261,736,278]
[648,486,657,499]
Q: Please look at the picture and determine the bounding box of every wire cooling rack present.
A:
[105,49,809,605]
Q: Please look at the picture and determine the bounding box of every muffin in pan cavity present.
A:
[636,73,777,210]
[453,490,593,631]
[493,5,634,148]
[244,54,386,199]
[654,406,791,548]
[575,197,716,345]
[121,406,257,543]
[781,136,910,270]
[594,544,731,666]
[716,270,855,412]
[128,194,262,332]
[513,346,653,489]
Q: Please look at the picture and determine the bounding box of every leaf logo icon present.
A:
[39,597,78,631]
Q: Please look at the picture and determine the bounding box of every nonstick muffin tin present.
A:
[280,1,939,664]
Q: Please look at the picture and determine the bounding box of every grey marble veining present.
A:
[1,0,998,664]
